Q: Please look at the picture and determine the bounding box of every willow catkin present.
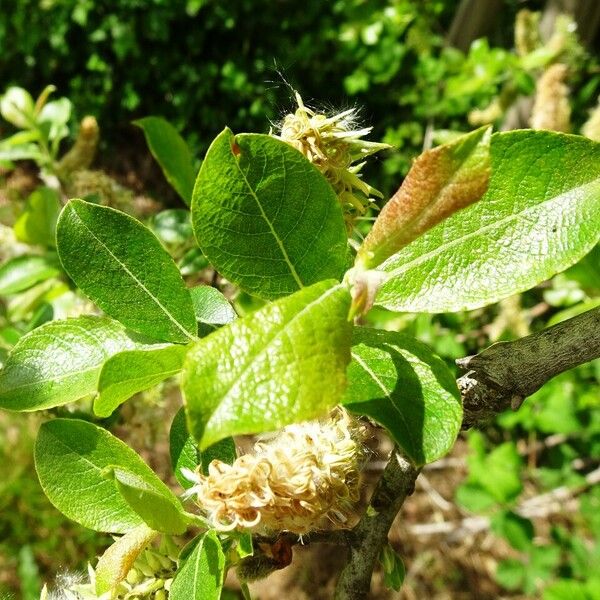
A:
[530,63,571,132]
[186,408,367,535]
[274,92,389,230]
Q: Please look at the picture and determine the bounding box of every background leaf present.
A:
[57,199,197,343]
[183,280,352,449]
[135,117,196,206]
[34,419,171,533]
[377,131,600,313]
[192,129,348,299]
[0,316,152,411]
[342,327,462,465]
[169,530,225,600]
[14,187,61,247]
[0,254,61,295]
[95,344,189,417]
[357,127,490,269]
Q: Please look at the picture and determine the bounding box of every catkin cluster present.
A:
[275,92,389,230]
[186,408,367,535]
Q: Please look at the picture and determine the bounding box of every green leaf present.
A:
[0,254,61,295]
[170,407,201,489]
[14,187,61,247]
[495,558,526,591]
[1,86,35,129]
[169,408,236,489]
[192,128,347,299]
[0,316,153,411]
[183,280,352,449]
[34,418,172,533]
[491,511,534,551]
[379,544,405,592]
[95,524,158,595]
[342,328,461,465]
[190,285,237,325]
[135,117,196,206]
[95,344,189,417]
[377,131,600,312]
[108,466,189,534]
[170,530,225,600]
[357,127,491,269]
[543,580,590,600]
[56,199,197,343]
[151,208,193,246]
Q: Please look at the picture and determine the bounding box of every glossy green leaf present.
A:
[14,187,61,247]
[135,117,196,205]
[170,530,225,600]
[1,86,35,129]
[56,199,197,343]
[377,131,600,312]
[169,408,236,489]
[95,344,189,417]
[0,255,61,295]
[192,128,347,299]
[357,127,491,269]
[0,316,153,411]
[108,467,189,534]
[190,285,237,325]
[342,328,461,465]
[34,419,170,533]
[95,525,157,595]
[183,280,352,449]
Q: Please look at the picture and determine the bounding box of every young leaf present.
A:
[0,316,153,411]
[189,285,237,325]
[169,530,225,600]
[0,254,61,295]
[95,344,189,417]
[192,128,347,299]
[35,419,172,533]
[94,524,158,596]
[169,408,236,489]
[342,328,462,466]
[183,280,352,449]
[57,199,197,343]
[135,117,196,206]
[107,466,189,534]
[377,131,600,313]
[356,127,491,270]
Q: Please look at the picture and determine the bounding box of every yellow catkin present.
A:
[515,9,541,57]
[56,116,100,178]
[275,92,389,230]
[530,63,571,132]
[188,408,367,535]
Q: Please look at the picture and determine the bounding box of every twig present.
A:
[457,307,600,426]
[334,451,420,600]
[333,307,600,599]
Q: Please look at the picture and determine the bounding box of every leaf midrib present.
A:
[351,350,417,453]
[381,177,600,281]
[68,204,195,341]
[232,143,304,289]
[203,284,343,436]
